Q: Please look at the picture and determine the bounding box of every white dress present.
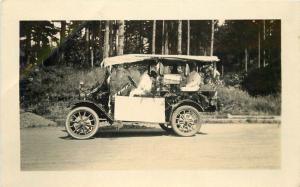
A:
[181,71,201,91]
[129,72,152,96]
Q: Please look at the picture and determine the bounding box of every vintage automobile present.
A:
[65,54,221,139]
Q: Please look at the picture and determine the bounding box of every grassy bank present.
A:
[21,66,107,120]
[217,87,281,115]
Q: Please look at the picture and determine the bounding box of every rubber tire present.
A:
[171,106,201,137]
[66,107,99,140]
[159,123,173,133]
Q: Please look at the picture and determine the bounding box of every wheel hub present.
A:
[70,111,95,135]
[176,111,197,133]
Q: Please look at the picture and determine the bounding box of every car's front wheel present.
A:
[65,107,99,139]
[171,105,201,137]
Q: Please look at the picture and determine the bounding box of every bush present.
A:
[222,72,245,87]
[20,65,107,105]
[242,64,281,96]
[21,65,109,120]
[217,86,281,115]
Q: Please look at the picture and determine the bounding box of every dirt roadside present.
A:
[21,123,280,170]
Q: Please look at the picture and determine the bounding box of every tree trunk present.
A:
[60,21,66,43]
[140,35,143,53]
[115,28,119,54]
[258,22,261,69]
[199,41,202,55]
[117,20,125,56]
[187,20,190,55]
[164,21,169,55]
[263,20,266,67]
[59,21,66,64]
[109,21,114,56]
[103,21,110,59]
[91,27,95,68]
[210,20,215,56]
[152,20,156,54]
[221,64,224,76]
[85,27,90,66]
[85,27,90,41]
[91,49,94,67]
[67,22,71,35]
[210,20,216,70]
[25,31,31,65]
[177,20,182,55]
[98,21,102,57]
[161,20,165,54]
[245,48,248,73]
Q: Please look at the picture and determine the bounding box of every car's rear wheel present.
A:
[66,107,99,139]
[171,106,201,137]
[159,123,173,133]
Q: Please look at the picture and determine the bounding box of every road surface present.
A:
[21,123,280,170]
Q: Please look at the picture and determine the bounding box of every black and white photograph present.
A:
[1,1,300,187]
[19,19,281,170]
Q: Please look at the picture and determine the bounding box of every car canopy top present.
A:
[102,54,219,67]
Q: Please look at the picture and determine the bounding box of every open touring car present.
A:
[65,54,221,139]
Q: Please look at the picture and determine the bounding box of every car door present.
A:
[114,96,165,123]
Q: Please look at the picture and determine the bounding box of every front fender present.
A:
[172,99,204,112]
[69,100,113,124]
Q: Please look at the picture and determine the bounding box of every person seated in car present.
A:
[181,63,201,91]
[129,68,158,97]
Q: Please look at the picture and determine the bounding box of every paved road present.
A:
[21,124,280,170]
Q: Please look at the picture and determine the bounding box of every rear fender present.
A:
[70,100,113,124]
[167,99,204,122]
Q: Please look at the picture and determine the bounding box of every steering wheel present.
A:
[128,76,138,88]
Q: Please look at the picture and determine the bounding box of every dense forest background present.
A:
[19,20,281,119]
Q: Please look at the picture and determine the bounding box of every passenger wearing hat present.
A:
[129,66,157,97]
[181,62,202,91]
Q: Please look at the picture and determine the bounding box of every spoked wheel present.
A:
[159,123,173,133]
[65,107,99,139]
[171,106,201,137]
